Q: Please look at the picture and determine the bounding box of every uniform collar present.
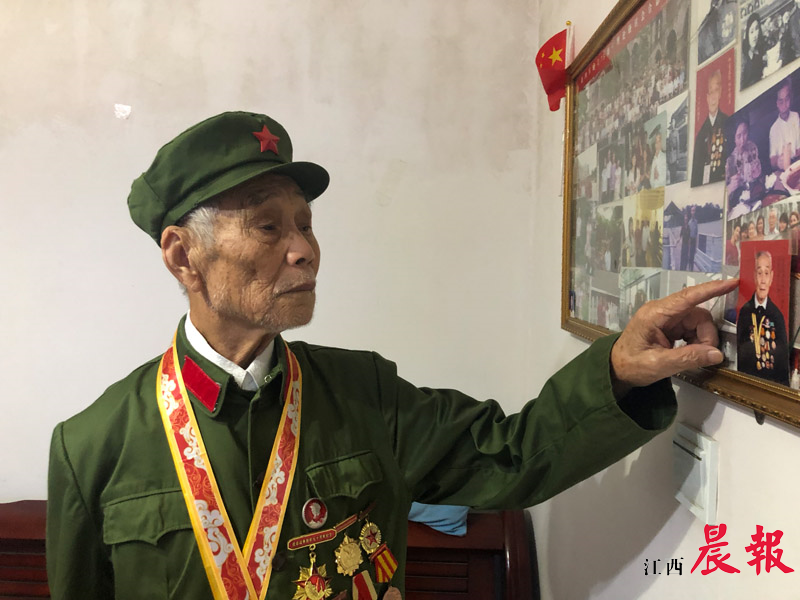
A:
[184,311,276,392]
[175,315,287,418]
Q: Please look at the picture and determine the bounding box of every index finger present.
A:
[652,278,739,327]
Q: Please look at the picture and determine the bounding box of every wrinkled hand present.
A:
[610,278,739,396]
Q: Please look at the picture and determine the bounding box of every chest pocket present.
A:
[102,490,207,599]
[305,450,383,500]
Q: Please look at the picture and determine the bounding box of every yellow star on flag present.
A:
[548,47,563,65]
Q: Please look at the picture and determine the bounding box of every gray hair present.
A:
[177,203,220,251]
[755,250,773,266]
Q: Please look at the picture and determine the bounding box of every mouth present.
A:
[280,281,316,294]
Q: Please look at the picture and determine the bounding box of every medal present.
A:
[293,547,333,600]
[359,521,382,554]
[369,542,398,583]
[352,571,377,600]
[335,534,363,576]
[383,587,402,600]
[303,498,329,530]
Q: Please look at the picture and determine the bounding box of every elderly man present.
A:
[770,79,800,175]
[47,112,735,600]
[691,69,728,187]
[736,250,789,385]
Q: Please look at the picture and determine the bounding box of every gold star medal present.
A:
[293,547,333,600]
[359,521,382,554]
[335,534,363,576]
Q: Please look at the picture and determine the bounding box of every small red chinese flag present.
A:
[536,28,569,111]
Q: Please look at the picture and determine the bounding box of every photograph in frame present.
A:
[691,48,735,187]
[736,239,791,384]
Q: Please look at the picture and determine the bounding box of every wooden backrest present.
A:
[0,500,50,599]
[405,510,539,600]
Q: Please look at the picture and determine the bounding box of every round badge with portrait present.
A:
[302,498,328,530]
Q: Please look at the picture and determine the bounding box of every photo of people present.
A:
[618,267,663,327]
[574,144,599,203]
[691,49,735,187]
[594,202,624,273]
[738,0,800,90]
[782,0,800,67]
[662,184,723,271]
[622,189,663,269]
[770,77,800,182]
[724,68,800,215]
[725,112,766,218]
[725,219,741,265]
[598,142,625,203]
[644,113,668,189]
[697,0,737,65]
[727,198,800,272]
[663,92,689,185]
[572,0,689,157]
[736,239,791,384]
[590,278,622,330]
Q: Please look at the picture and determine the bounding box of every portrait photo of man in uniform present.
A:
[736,240,791,385]
[45,112,737,600]
[691,51,735,187]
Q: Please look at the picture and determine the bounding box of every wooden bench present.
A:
[0,501,538,600]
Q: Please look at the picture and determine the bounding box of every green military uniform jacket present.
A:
[47,321,676,599]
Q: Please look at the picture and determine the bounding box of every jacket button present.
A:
[272,552,287,572]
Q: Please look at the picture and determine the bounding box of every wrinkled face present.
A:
[707,75,722,115]
[755,254,773,302]
[193,175,320,334]
[748,20,760,47]
[735,122,749,151]
[778,85,792,120]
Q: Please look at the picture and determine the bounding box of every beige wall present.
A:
[2,1,799,598]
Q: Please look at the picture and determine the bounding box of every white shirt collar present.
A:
[184,312,275,392]
[708,112,717,126]
[754,295,769,310]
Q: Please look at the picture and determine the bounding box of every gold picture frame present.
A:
[560,0,800,428]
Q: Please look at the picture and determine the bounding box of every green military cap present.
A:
[128,111,330,245]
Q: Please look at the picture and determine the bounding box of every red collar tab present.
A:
[252,124,280,154]
[182,356,221,412]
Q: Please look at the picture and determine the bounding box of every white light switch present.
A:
[673,423,718,524]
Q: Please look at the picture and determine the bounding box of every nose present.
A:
[286,229,317,266]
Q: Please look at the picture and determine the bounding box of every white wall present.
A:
[2,1,799,598]
[0,1,539,493]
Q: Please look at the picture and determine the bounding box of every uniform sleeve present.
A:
[47,423,114,599]
[378,334,676,509]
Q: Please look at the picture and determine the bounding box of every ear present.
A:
[161,226,206,293]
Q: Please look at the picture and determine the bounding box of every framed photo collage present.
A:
[563,0,800,426]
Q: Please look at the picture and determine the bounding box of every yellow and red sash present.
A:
[157,335,302,600]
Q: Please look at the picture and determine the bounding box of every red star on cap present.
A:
[252,124,280,154]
